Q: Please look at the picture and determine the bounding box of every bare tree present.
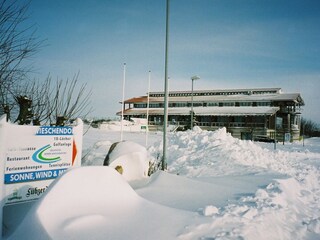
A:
[24,75,54,125]
[14,95,32,124]
[0,0,42,121]
[0,1,92,125]
[301,118,320,137]
[50,73,92,126]
[28,73,92,126]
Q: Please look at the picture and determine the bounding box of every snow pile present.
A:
[178,176,320,240]
[98,119,146,132]
[9,167,195,240]
[147,127,320,239]
[5,125,320,240]
[149,127,316,177]
[107,141,150,181]
[202,205,219,217]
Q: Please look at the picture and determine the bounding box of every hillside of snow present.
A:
[5,124,320,240]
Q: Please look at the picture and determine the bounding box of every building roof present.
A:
[120,106,280,116]
[124,93,304,105]
[149,87,282,96]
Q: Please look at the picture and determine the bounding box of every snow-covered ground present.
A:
[5,121,320,239]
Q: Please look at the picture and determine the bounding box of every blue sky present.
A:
[26,0,320,122]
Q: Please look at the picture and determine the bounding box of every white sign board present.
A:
[0,115,83,205]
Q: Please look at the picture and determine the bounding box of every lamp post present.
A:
[146,70,151,147]
[120,63,126,141]
[190,75,200,129]
[162,0,170,171]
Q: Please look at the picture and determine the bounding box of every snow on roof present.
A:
[194,107,279,116]
[149,87,282,95]
[122,107,280,116]
[124,93,304,105]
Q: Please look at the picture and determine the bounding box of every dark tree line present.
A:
[301,118,320,137]
[0,0,92,126]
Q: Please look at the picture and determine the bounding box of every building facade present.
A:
[117,88,304,141]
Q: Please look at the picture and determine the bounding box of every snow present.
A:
[107,141,149,181]
[3,123,320,240]
[9,167,195,240]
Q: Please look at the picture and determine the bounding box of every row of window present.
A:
[149,90,278,98]
[134,102,272,108]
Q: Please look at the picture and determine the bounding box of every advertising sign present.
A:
[0,116,83,205]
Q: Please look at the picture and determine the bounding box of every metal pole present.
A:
[120,63,126,141]
[303,123,305,147]
[190,76,199,129]
[146,70,151,147]
[191,78,194,129]
[274,112,277,150]
[162,0,170,171]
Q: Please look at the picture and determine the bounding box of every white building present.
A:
[118,88,304,141]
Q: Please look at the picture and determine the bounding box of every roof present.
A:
[124,93,304,105]
[123,96,146,103]
[119,107,280,116]
[150,87,282,95]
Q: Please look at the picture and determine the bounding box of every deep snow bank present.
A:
[135,170,284,211]
[56,125,319,240]
[105,141,150,181]
[8,167,195,240]
[147,127,320,239]
[149,127,317,178]
[98,119,146,132]
[177,176,320,240]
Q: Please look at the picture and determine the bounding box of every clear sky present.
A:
[26,0,320,123]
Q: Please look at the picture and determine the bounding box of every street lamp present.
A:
[191,75,200,129]
[162,0,170,171]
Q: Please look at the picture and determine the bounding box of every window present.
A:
[207,102,219,107]
[134,103,147,108]
[174,102,187,107]
[234,116,245,122]
[193,102,203,107]
[150,103,161,108]
[240,102,252,107]
[223,102,235,107]
[257,102,271,106]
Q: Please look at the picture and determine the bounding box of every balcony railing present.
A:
[149,121,266,129]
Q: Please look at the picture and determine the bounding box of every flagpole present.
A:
[146,70,151,147]
[120,63,126,141]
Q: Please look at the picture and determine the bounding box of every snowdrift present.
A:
[6,125,319,240]
[8,167,195,240]
[105,141,149,181]
[135,170,285,211]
